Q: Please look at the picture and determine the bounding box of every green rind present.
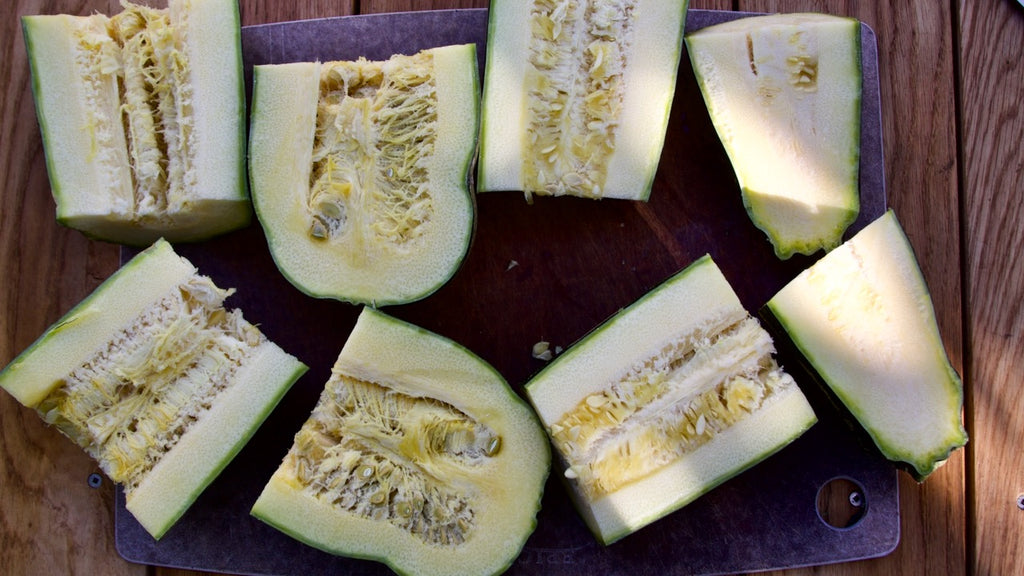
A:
[57,202,252,247]
[477,0,689,200]
[473,0,504,195]
[21,0,250,247]
[759,304,953,483]
[685,13,862,259]
[525,254,720,400]
[127,342,307,539]
[740,19,862,260]
[248,45,478,306]
[590,387,815,545]
[525,255,816,543]
[0,237,309,538]
[180,0,251,234]
[247,60,319,296]
[0,239,194,407]
[21,15,75,236]
[252,308,549,576]
[609,0,689,202]
[764,210,967,481]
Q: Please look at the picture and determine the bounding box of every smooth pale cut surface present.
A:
[526,255,815,543]
[22,14,134,224]
[252,308,548,576]
[0,239,193,408]
[248,44,477,305]
[22,0,250,246]
[128,340,306,539]
[168,0,247,208]
[478,0,688,200]
[686,13,861,258]
[767,210,967,479]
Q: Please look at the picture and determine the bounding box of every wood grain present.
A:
[1,1,128,575]
[958,0,1024,575]
[361,0,488,13]
[731,3,966,576]
[0,0,1007,575]
[238,1,354,24]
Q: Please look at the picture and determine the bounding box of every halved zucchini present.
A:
[248,44,479,306]
[478,0,689,200]
[22,0,250,246]
[525,255,816,544]
[0,239,307,538]
[252,308,549,576]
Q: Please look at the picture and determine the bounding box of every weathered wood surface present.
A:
[1,0,1019,575]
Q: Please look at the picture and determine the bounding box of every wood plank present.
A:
[958,1,1024,574]
[0,0,976,574]
[735,1,967,575]
[238,0,354,25]
[0,2,356,575]
[0,0,132,574]
[360,0,488,13]
[692,0,733,10]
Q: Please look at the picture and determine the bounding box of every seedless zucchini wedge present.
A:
[0,239,307,539]
[248,44,479,306]
[765,210,967,480]
[478,0,689,200]
[525,255,816,544]
[22,0,250,246]
[252,308,549,576]
[686,13,862,258]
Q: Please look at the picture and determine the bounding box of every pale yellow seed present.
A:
[318,199,343,219]
[397,501,413,517]
[310,219,328,240]
[484,436,502,457]
[562,172,583,187]
[532,341,554,361]
[207,308,226,326]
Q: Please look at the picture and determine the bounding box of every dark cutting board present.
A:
[115,9,898,575]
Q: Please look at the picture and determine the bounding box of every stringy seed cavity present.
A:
[285,374,502,547]
[307,53,437,247]
[551,316,798,498]
[522,0,636,198]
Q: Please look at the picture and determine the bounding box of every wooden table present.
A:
[1,1,1021,574]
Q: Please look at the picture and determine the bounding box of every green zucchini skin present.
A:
[251,307,549,576]
[478,0,689,201]
[22,0,251,247]
[525,255,816,544]
[763,210,967,481]
[0,239,308,539]
[248,45,478,306]
[685,13,862,259]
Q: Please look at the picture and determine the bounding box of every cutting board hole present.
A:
[816,477,867,529]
